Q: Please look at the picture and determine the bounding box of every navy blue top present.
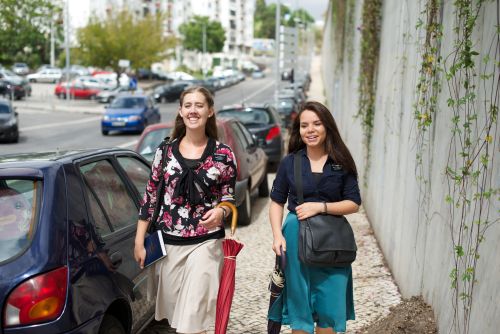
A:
[270,149,362,212]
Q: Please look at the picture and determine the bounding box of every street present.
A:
[1,76,276,155]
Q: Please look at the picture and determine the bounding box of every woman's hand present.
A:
[134,243,146,269]
[272,234,286,256]
[199,208,224,230]
[295,202,323,220]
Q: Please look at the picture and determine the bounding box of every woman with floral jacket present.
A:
[134,86,237,334]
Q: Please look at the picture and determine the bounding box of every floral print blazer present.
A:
[139,138,237,240]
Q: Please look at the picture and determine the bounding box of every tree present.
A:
[286,9,315,28]
[178,16,226,53]
[254,1,315,39]
[75,10,175,72]
[0,0,62,67]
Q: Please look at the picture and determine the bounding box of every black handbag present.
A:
[294,152,357,267]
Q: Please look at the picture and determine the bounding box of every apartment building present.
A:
[70,0,255,58]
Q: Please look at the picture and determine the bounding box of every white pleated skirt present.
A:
[150,239,223,333]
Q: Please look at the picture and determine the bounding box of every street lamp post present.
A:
[50,15,55,67]
[202,22,207,80]
[64,0,70,101]
[274,0,281,106]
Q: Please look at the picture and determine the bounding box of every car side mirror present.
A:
[14,111,19,116]
[251,134,259,145]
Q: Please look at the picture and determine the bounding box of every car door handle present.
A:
[110,252,123,266]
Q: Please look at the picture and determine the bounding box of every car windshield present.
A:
[137,128,172,158]
[1,69,17,77]
[218,108,271,125]
[277,100,294,112]
[0,104,11,113]
[110,97,145,108]
[0,179,41,263]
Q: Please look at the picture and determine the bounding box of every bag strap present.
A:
[294,151,304,205]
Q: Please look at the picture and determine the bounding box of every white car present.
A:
[93,72,130,89]
[167,71,194,81]
[27,69,62,83]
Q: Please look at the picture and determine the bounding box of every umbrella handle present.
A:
[216,202,238,236]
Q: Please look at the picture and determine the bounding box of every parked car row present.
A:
[54,73,132,100]
[0,69,32,100]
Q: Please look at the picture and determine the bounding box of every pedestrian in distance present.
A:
[129,74,138,91]
[134,86,237,334]
[268,101,361,334]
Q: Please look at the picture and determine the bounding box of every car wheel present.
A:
[258,173,269,197]
[29,79,36,83]
[10,132,19,143]
[237,188,252,226]
[102,129,109,136]
[98,314,126,334]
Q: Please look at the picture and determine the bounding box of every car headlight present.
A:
[103,115,110,121]
[154,93,160,99]
[128,115,142,121]
[6,117,17,126]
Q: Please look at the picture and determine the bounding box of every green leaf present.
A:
[455,245,464,257]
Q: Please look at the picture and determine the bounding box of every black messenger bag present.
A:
[294,152,357,267]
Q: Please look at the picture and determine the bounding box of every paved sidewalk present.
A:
[143,55,402,333]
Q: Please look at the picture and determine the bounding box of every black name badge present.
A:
[331,164,343,171]
[213,154,227,162]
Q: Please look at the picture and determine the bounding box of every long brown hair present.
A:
[170,86,218,140]
[288,101,358,177]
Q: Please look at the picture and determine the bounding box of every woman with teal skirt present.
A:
[268,101,361,334]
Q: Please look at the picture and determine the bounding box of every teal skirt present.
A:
[268,213,355,333]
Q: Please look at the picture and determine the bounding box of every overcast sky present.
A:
[265,0,329,25]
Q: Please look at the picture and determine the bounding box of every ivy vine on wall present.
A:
[414,0,499,333]
[414,0,443,234]
[357,0,382,186]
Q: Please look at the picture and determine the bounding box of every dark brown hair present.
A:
[170,86,218,140]
[288,101,358,177]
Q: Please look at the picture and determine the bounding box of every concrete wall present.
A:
[321,0,500,333]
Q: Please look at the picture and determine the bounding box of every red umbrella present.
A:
[215,202,244,334]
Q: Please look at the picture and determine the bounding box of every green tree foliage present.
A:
[285,8,315,28]
[254,0,315,39]
[178,16,225,53]
[75,10,175,71]
[0,0,62,67]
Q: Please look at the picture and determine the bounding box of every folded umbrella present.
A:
[214,202,244,334]
[268,248,286,334]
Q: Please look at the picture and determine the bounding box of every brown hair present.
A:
[288,101,358,177]
[170,86,218,140]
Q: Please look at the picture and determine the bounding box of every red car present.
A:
[135,118,269,225]
[54,82,101,99]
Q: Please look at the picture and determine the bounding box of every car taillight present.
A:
[265,125,281,143]
[4,266,68,327]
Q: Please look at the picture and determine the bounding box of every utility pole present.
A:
[202,22,207,80]
[50,16,55,67]
[64,0,70,101]
[274,0,280,106]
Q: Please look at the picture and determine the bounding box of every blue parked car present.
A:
[101,94,160,135]
[0,149,155,333]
